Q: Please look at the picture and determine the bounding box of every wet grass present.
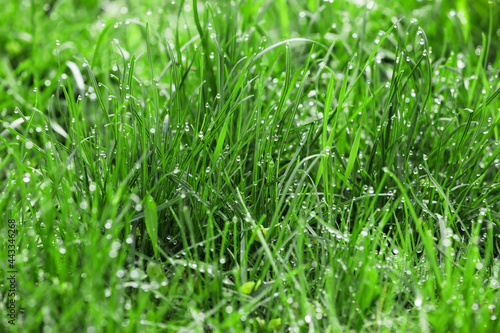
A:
[1,0,500,332]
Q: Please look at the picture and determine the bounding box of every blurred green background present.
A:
[1,0,498,115]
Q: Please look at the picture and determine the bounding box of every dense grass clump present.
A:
[1,0,500,332]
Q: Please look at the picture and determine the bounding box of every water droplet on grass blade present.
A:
[104,220,112,229]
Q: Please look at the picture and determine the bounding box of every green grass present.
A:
[1,0,500,332]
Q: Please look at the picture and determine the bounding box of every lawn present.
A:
[1,0,500,332]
